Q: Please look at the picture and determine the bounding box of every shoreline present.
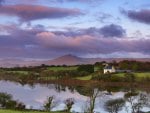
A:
[1,78,150,92]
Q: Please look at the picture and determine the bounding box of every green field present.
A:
[75,75,92,80]
[0,110,66,113]
[75,72,150,81]
[94,66,100,72]
[135,72,150,77]
[114,72,150,78]
[6,71,29,75]
[47,66,77,71]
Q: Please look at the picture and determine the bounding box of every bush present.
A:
[64,98,74,112]
[77,64,94,73]
[92,73,111,81]
[110,76,123,82]
[124,73,136,82]
[0,92,25,110]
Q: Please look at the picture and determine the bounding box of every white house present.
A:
[103,65,116,74]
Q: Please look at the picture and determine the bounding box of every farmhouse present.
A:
[103,65,116,74]
[103,64,132,74]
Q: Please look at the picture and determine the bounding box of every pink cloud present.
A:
[0,5,82,22]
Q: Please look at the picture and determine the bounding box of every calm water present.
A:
[0,80,149,113]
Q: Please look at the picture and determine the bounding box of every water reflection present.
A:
[0,80,149,113]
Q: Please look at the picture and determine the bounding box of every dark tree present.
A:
[0,92,25,110]
[43,96,57,111]
[104,98,125,113]
[77,64,94,73]
[84,89,104,113]
[64,98,75,112]
[124,92,149,113]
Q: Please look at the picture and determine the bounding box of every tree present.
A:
[84,89,104,113]
[77,65,94,73]
[124,73,136,82]
[0,92,25,110]
[0,92,12,108]
[64,98,75,112]
[43,96,57,111]
[94,62,104,72]
[104,98,125,113]
[124,92,149,113]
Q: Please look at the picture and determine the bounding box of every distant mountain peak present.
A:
[55,54,81,61]
[60,54,79,58]
[43,54,83,65]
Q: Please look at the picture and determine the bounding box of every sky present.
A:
[0,0,150,60]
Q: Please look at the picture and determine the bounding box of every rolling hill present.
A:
[0,54,150,67]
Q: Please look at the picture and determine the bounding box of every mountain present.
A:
[0,59,38,67]
[41,55,150,66]
[0,55,150,67]
[43,54,86,65]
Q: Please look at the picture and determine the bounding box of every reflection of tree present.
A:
[54,84,66,93]
[68,86,75,93]
[0,92,12,108]
[43,96,58,111]
[104,98,125,113]
[84,89,104,113]
[0,92,25,110]
[124,92,149,113]
[64,98,74,113]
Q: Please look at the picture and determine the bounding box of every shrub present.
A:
[101,74,111,81]
[124,73,136,82]
[0,92,25,110]
[110,76,123,82]
[77,65,94,73]
[64,98,74,112]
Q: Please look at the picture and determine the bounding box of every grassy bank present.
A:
[112,72,150,81]
[0,65,150,83]
[0,110,66,113]
[75,72,150,80]
[75,75,92,80]
[114,72,150,78]
[47,66,77,71]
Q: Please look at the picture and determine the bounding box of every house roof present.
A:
[104,65,113,69]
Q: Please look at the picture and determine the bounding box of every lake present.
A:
[0,80,150,113]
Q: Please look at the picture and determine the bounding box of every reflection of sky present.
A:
[0,80,149,113]
[0,80,88,111]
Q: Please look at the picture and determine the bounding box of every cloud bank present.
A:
[0,5,82,22]
[122,9,150,24]
[0,24,149,58]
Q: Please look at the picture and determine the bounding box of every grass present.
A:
[75,72,150,81]
[94,66,100,72]
[47,66,77,71]
[6,71,29,75]
[135,72,150,77]
[113,73,127,77]
[0,110,66,113]
[114,72,150,78]
[75,75,92,80]
[112,72,150,82]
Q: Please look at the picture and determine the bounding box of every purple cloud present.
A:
[0,24,149,59]
[48,0,104,3]
[36,31,150,56]
[96,12,113,23]
[122,9,150,24]
[99,24,126,37]
[0,5,82,22]
[0,0,4,5]
[53,24,126,38]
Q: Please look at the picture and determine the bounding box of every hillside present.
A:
[0,55,150,67]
